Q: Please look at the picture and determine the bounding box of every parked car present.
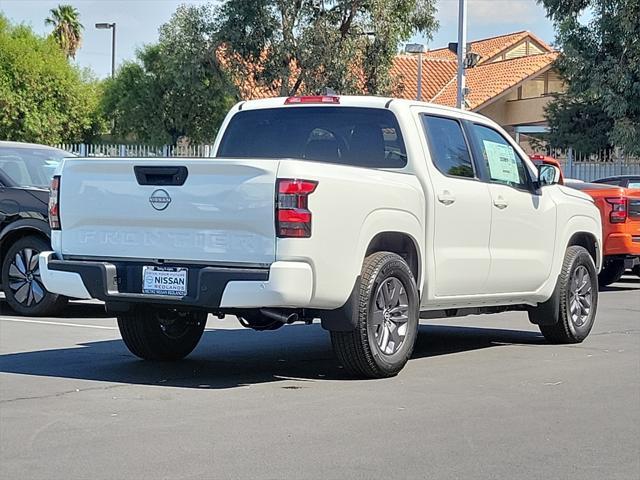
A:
[39,96,602,378]
[0,141,70,315]
[593,175,640,189]
[564,179,640,285]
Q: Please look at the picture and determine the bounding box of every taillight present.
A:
[49,175,61,230]
[284,96,340,105]
[606,197,627,223]
[276,179,318,238]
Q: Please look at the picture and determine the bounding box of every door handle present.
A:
[437,191,456,206]
[493,197,508,209]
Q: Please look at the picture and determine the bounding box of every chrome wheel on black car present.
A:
[1,236,67,316]
[8,247,45,307]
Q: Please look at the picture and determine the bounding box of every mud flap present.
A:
[319,276,361,332]
[527,275,561,326]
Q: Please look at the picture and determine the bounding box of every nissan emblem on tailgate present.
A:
[149,189,172,211]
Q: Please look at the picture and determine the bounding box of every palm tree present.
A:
[45,5,83,59]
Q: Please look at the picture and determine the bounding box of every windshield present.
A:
[217,107,408,168]
[0,146,68,188]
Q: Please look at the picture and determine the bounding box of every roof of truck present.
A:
[236,95,490,122]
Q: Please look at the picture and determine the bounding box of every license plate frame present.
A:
[142,266,188,297]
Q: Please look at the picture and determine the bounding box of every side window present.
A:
[421,115,475,178]
[472,124,531,189]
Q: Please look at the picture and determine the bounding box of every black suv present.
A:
[0,141,70,315]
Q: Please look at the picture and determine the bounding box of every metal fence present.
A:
[56,143,640,183]
[56,143,215,158]
[554,149,640,182]
[559,160,640,182]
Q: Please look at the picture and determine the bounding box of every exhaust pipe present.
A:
[259,308,299,324]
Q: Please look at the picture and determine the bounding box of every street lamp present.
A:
[405,43,426,102]
[456,0,468,109]
[95,22,116,77]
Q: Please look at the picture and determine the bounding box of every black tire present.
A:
[330,252,419,379]
[534,246,598,344]
[117,309,207,361]
[632,265,640,278]
[1,235,67,316]
[597,259,625,287]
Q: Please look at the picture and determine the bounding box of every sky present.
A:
[0,0,558,79]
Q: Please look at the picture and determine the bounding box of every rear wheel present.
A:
[632,265,640,278]
[1,235,67,316]
[117,309,207,361]
[330,252,419,378]
[535,246,598,344]
[598,259,625,287]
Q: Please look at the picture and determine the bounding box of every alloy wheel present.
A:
[370,277,410,355]
[8,248,46,307]
[569,265,592,327]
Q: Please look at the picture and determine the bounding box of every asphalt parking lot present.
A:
[0,277,638,480]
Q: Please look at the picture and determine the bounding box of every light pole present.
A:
[95,22,116,77]
[456,0,468,109]
[405,43,426,101]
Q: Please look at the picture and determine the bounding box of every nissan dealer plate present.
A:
[142,266,188,296]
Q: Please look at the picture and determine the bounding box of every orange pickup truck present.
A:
[531,155,640,286]
[566,182,640,284]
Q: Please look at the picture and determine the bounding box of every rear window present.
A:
[217,107,407,168]
[0,146,67,187]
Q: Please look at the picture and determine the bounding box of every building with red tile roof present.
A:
[227,31,562,147]
[391,31,563,145]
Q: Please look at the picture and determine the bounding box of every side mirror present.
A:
[537,164,561,187]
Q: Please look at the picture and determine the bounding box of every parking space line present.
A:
[0,318,117,330]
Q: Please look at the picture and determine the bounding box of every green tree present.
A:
[216,0,438,97]
[539,0,640,154]
[45,4,83,59]
[544,95,614,154]
[0,15,104,144]
[102,4,236,145]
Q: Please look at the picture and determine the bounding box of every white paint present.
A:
[56,159,279,265]
[42,96,602,313]
[39,252,91,299]
[220,261,313,308]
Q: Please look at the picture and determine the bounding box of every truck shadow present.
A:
[0,322,545,390]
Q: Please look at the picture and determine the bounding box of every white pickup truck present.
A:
[39,96,602,378]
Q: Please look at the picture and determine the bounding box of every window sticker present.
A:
[483,140,520,184]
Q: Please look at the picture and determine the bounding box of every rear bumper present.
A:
[604,232,640,256]
[38,252,314,309]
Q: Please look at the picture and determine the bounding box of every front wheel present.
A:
[117,309,207,361]
[534,246,598,344]
[331,252,419,378]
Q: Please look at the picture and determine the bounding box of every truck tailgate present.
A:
[58,158,279,265]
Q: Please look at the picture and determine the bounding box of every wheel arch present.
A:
[566,231,600,271]
[365,231,421,286]
[355,209,425,298]
[0,220,51,267]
